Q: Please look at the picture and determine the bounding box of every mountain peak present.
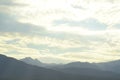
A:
[22,57,33,60]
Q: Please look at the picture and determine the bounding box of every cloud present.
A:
[0,33,82,55]
[0,0,15,6]
[53,18,107,31]
[60,52,120,63]
[113,24,120,29]
[0,0,120,63]
[0,31,120,63]
[1,0,119,28]
[0,0,25,6]
[0,12,47,35]
[6,0,119,32]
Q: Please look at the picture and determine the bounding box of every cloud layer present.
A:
[0,0,120,63]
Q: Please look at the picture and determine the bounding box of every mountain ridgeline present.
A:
[0,54,120,80]
[21,57,120,74]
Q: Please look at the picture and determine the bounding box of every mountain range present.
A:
[21,57,120,73]
[20,57,61,68]
[21,57,120,78]
[0,54,120,80]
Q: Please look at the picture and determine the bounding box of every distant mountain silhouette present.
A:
[51,62,120,78]
[99,60,120,73]
[1,54,120,80]
[20,57,61,68]
[60,62,99,69]
[52,60,120,75]
[0,54,82,80]
[21,57,120,78]
[21,57,45,67]
[21,57,120,74]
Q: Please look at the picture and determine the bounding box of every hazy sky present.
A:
[0,0,120,63]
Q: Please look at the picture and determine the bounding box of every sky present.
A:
[0,0,120,63]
